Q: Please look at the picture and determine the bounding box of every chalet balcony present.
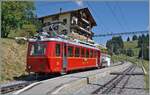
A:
[71,24,92,35]
[81,18,90,25]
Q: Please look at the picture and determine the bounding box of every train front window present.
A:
[30,43,46,56]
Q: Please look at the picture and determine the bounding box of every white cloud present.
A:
[75,0,83,7]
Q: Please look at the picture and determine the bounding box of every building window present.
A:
[56,44,61,56]
[52,16,59,21]
[86,49,89,58]
[71,16,78,25]
[61,29,67,35]
[81,48,85,57]
[89,50,93,58]
[63,19,67,25]
[75,47,80,57]
[54,25,59,30]
[68,46,73,57]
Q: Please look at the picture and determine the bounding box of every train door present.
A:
[97,50,101,68]
[62,43,67,73]
[95,50,100,68]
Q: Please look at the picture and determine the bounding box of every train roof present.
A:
[29,37,100,50]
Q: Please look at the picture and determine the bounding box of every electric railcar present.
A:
[26,38,101,74]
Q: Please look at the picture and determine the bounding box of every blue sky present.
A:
[35,1,149,45]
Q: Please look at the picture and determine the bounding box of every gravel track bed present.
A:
[73,65,148,95]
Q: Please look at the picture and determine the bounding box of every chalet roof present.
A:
[38,7,97,26]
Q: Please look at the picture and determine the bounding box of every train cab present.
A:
[26,40,62,74]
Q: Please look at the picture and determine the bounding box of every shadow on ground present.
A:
[13,67,99,82]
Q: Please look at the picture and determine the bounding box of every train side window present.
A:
[68,46,73,57]
[93,50,95,58]
[75,47,80,57]
[56,44,60,56]
[94,50,96,58]
[90,50,93,58]
[86,49,89,58]
[81,48,85,57]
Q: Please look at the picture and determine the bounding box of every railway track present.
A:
[0,73,61,94]
[91,64,136,94]
[0,81,34,94]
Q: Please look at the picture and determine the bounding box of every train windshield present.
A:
[30,43,46,56]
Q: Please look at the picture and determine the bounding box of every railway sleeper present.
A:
[110,72,144,75]
[91,65,135,94]
[1,83,31,94]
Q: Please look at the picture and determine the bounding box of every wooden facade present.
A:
[38,8,97,43]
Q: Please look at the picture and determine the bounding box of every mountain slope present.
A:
[0,38,27,83]
[123,40,140,57]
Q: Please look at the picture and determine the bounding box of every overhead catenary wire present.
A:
[93,30,148,37]
[85,2,148,38]
[105,2,127,33]
[115,2,129,31]
[86,1,112,33]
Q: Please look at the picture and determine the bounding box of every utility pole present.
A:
[126,48,127,62]
[111,44,114,64]
[60,8,62,14]
[141,43,144,65]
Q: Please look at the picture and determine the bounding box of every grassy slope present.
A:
[0,38,27,83]
[123,40,140,57]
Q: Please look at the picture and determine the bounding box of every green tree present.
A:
[132,35,138,41]
[138,34,149,60]
[145,34,149,46]
[1,1,40,38]
[138,46,149,60]
[127,37,130,41]
[138,35,142,47]
[106,36,124,55]
[126,48,134,57]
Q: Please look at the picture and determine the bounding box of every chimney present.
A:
[60,8,62,14]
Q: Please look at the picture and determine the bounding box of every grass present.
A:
[124,40,140,57]
[124,40,138,48]
[0,38,27,83]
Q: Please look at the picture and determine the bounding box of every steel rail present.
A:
[117,65,136,94]
[1,81,34,94]
[91,65,135,94]
[101,65,135,94]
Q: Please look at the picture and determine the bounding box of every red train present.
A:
[26,37,101,75]
[26,22,102,75]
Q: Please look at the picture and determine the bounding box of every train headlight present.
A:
[28,65,31,69]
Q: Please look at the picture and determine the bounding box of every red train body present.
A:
[26,38,101,74]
